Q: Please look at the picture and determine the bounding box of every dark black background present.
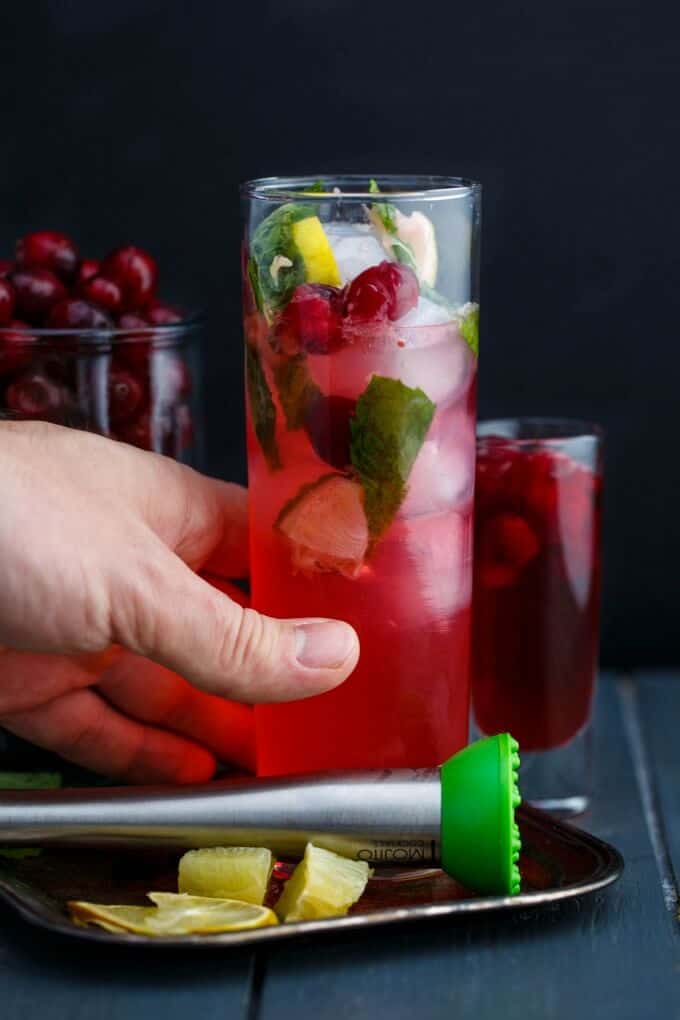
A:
[1,0,678,666]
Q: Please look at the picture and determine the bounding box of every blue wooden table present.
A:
[1,672,678,1019]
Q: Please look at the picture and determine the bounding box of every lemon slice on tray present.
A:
[68,894,278,936]
[275,843,372,923]
[178,846,273,905]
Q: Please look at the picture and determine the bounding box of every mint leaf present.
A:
[350,376,435,538]
[274,355,321,430]
[459,305,479,356]
[250,203,315,312]
[368,178,397,234]
[247,255,264,313]
[304,179,326,193]
[246,343,281,469]
[391,238,418,272]
[0,771,62,789]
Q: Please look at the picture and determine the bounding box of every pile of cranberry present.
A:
[0,230,193,456]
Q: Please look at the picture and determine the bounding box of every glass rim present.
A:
[0,311,204,347]
[477,417,604,441]
[241,174,481,202]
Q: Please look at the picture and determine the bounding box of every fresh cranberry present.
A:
[116,313,151,372]
[47,298,114,330]
[521,451,560,529]
[477,512,540,589]
[77,274,123,313]
[146,301,183,325]
[10,268,67,324]
[274,284,344,355]
[76,258,100,286]
[176,404,194,452]
[100,246,158,310]
[16,231,79,280]
[0,279,15,326]
[6,370,66,418]
[116,411,152,451]
[108,368,145,425]
[304,393,356,469]
[344,261,418,322]
[0,259,14,279]
[0,321,35,377]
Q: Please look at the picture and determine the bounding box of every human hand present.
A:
[0,422,359,783]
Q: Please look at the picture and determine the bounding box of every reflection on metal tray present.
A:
[0,804,623,948]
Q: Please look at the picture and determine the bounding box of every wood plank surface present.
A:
[0,907,256,1019]
[628,670,680,913]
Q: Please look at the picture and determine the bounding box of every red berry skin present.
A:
[344,269,390,322]
[47,298,114,330]
[9,268,66,324]
[5,370,66,418]
[76,258,100,285]
[0,259,14,279]
[477,512,540,589]
[116,412,163,452]
[344,261,418,322]
[274,284,344,355]
[108,368,145,425]
[77,274,123,313]
[147,302,183,325]
[0,321,35,377]
[16,231,79,281]
[0,279,15,326]
[304,393,356,470]
[100,246,158,310]
[115,313,150,371]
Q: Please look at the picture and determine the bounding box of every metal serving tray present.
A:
[0,803,623,947]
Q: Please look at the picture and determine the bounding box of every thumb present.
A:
[114,544,359,704]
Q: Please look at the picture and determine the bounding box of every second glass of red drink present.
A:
[472,418,603,814]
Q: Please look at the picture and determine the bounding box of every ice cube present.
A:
[325,222,386,283]
[401,432,475,517]
[393,327,474,408]
[396,295,452,327]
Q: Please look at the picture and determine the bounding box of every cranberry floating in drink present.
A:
[242,176,481,775]
[471,419,603,815]
[0,231,201,466]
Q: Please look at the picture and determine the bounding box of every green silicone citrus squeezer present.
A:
[441,732,522,895]
[0,734,521,896]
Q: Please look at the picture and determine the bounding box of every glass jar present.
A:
[0,318,203,464]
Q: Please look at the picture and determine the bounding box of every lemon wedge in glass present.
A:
[68,894,278,936]
[178,846,273,905]
[275,843,372,923]
[291,216,341,286]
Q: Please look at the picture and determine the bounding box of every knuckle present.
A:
[218,606,275,678]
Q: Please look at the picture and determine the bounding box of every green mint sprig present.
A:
[250,203,315,314]
[459,305,479,356]
[274,355,322,431]
[367,179,418,275]
[246,343,281,470]
[350,375,435,539]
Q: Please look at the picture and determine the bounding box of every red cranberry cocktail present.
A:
[242,176,481,775]
[472,421,603,759]
[0,231,199,460]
